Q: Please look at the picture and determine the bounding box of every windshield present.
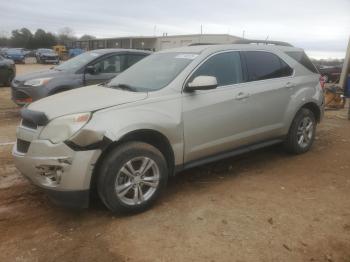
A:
[108,52,197,92]
[55,51,101,71]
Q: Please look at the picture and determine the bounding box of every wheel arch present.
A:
[90,129,176,192]
[300,102,321,123]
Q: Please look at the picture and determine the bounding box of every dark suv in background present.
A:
[11,49,150,105]
[0,55,16,86]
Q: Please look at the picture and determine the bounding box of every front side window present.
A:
[243,51,293,81]
[55,51,102,71]
[92,54,126,73]
[190,51,243,87]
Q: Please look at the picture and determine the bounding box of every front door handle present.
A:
[235,92,250,100]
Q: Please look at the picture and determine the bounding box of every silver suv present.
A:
[13,43,324,213]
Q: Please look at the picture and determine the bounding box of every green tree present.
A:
[57,27,77,43]
[33,29,57,48]
[79,34,96,41]
[10,28,33,48]
[0,36,9,47]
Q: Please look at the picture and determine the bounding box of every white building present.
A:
[68,34,242,51]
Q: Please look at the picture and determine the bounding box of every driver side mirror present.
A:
[186,76,218,92]
[85,65,97,75]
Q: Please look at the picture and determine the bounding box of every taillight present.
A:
[319,76,325,89]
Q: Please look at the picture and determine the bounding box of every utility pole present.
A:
[339,37,350,120]
[200,24,203,35]
[242,30,245,39]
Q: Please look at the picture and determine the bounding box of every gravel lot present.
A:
[0,64,350,262]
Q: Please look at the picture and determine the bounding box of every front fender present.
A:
[70,97,184,165]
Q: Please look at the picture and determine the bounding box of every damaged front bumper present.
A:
[13,138,101,208]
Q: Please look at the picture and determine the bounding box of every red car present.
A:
[318,65,342,83]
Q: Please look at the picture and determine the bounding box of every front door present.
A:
[182,51,253,162]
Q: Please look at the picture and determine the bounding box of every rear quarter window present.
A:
[127,54,147,68]
[285,51,319,74]
[243,51,293,81]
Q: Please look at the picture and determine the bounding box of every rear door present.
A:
[239,51,294,139]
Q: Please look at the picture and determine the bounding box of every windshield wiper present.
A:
[108,83,136,92]
[98,80,110,87]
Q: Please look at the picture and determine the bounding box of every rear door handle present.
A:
[285,82,296,88]
[235,92,250,100]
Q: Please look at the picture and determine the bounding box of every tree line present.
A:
[0,27,96,49]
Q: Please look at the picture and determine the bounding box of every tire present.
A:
[97,142,168,214]
[284,108,316,154]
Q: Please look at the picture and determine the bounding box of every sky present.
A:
[1,0,349,59]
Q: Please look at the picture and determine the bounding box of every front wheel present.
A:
[284,108,316,154]
[97,142,168,213]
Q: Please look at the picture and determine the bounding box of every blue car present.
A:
[4,49,26,63]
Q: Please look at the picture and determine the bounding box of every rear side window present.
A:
[285,51,318,73]
[127,54,147,68]
[190,51,243,86]
[243,51,293,81]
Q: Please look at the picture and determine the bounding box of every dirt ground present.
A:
[0,64,349,262]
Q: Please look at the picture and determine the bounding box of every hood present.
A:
[28,85,148,119]
[14,68,63,82]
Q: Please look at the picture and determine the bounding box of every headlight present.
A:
[24,77,52,87]
[39,113,91,144]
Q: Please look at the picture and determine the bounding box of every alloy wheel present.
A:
[297,116,314,148]
[114,157,160,205]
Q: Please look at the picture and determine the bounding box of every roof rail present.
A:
[234,39,293,47]
[188,43,219,46]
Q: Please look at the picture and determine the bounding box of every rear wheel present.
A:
[97,142,168,213]
[284,108,316,154]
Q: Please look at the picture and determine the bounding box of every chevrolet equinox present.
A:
[13,43,324,213]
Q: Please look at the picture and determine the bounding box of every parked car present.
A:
[318,65,342,83]
[4,48,26,63]
[36,48,60,64]
[68,48,85,58]
[0,47,9,57]
[0,54,16,86]
[13,44,324,213]
[11,49,151,105]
